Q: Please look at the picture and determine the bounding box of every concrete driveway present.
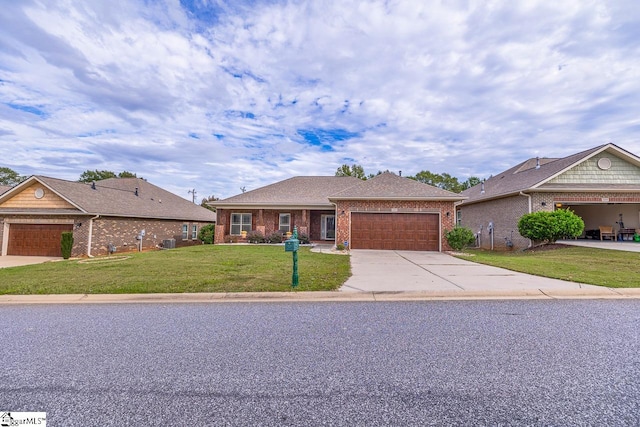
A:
[0,256,61,268]
[340,250,605,295]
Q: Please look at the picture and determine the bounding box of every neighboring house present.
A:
[213,172,465,251]
[457,143,640,250]
[0,176,216,257]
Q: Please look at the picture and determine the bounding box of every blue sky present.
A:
[1,0,640,199]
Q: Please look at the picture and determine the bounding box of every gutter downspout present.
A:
[87,215,100,257]
[519,192,532,248]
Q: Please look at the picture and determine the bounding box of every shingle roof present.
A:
[214,176,363,207]
[329,172,465,200]
[214,173,465,208]
[460,143,638,205]
[0,185,11,195]
[0,176,216,222]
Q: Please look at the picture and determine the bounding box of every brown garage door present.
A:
[351,213,440,251]
[7,224,73,257]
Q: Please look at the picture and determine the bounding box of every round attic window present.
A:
[34,188,45,199]
[597,158,612,170]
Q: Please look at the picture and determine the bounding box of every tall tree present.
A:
[200,195,219,212]
[0,167,23,185]
[79,170,117,182]
[118,171,137,178]
[79,170,140,182]
[461,176,482,190]
[335,164,368,180]
[409,171,485,193]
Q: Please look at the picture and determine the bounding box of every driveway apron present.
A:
[340,250,603,293]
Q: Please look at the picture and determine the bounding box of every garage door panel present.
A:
[351,213,439,251]
[8,224,73,257]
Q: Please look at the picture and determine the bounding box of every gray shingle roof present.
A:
[1,176,216,222]
[460,143,637,205]
[0,185,11,195]
[214,173,465,208]
[214,176,363,207]
[329,172,465,200]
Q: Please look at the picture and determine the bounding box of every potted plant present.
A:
[241,230,247,238]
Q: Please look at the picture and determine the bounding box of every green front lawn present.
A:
[455,246,640,288]
[0,245,351,295]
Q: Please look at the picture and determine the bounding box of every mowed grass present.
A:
[456,246,640,288]
[0,245,351,294]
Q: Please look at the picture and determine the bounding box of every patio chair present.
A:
[599,226,616,241]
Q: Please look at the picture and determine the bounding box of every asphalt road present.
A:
[2,300,639,426]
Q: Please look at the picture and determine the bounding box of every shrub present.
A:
[198,224,215,244]
[246,230,266,243]
[445,227,476,251]
[336,243,346,251]
[518,209,584,244]
[298,233,310,244]
[267,232,284,243]
[61,232,74,259]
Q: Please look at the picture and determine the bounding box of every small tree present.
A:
[61,232,74,259]
[445,227,476,251]
[198,224,215,244]
[518,209,584,245]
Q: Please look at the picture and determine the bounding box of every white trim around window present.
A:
[279,213,291,233]
[182,224,188,240]
[231,213,252,235]
[191,224,198,239]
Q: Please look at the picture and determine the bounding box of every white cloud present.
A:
[1,0,640,198]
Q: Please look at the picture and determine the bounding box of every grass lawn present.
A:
[0,245,351,295]
[455,245,640,288]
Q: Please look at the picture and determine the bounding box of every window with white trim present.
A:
[231,213,252,235]
[456,210,462,226]
[279,213,291,233]
[192,224,198,239]
[182,224,188,240]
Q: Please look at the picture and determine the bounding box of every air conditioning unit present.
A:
[162,239,176,249]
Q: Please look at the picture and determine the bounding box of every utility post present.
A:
[188,188,197,203]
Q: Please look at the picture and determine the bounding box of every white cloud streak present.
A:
[1,0,639,198]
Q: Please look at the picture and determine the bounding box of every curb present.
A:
[1,288,640,304]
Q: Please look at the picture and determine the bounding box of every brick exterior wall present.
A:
[459,191,640,251]
[458,195,529,251]
[0,214,211,257]
[214,208,318,243]
[334,200,457,251]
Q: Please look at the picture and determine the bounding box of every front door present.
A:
[321,215,336,240]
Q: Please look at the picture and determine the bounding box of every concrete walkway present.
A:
[559,239,640,252]
[340,250,613,297]
[0,256,61,268]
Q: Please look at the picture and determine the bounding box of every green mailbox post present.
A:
[284,226,300,287]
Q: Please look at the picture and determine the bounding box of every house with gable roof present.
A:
[457,143,640,250]
[0,176,216,257]
[214,172,466,251]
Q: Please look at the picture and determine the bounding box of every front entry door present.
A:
[321,215,336,240]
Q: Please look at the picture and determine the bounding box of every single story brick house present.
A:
[213,172,465,251]
[0,175,216,257]
[457,143,640,250]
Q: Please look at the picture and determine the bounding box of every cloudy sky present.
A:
[1,0,639,200]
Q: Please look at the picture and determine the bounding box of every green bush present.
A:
[61,232,74,259]
[336,243,346,251]
[445,227,476,251]
[267,232,284,243]
[198,224,215,244]
[517,209,584,244]
[298,233,310,244]
[246,230,266,243]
